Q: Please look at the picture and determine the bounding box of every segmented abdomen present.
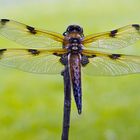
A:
[68,53,82,114]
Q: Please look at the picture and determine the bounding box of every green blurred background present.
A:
[0,0,140,140]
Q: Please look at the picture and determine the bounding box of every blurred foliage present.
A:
[0,0,140,140]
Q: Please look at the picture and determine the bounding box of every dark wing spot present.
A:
[0,49,7,58]
[26,25,37,34]
[86,54,96,58]
[92,54,96,58]
[132,24,140,31]
[109,29,118,37]
[109,54,121,59]
[1,19,10,25]
[28,49,40,55]
[53,52,57,55]
[53,52,62,57]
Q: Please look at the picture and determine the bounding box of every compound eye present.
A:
[67,26,75,32]
[76,26,83,33]
[76,27,81,32]
[66,25,83,33]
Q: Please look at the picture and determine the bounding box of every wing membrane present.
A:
[0,19,64,48]
[0,48,66,74]
[82,49,140,76]
[83,24,140,50]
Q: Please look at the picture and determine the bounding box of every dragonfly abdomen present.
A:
[68,53,82,114]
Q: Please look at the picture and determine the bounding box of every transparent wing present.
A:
[83,24,140,50]
[82,49,140,76]
[0,48,66,74]
[0,19,64,48]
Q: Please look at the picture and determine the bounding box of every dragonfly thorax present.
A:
[66,37,83,53]
[69,38,81,44]
[68,44,83,53]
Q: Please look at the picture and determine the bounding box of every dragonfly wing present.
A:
[83,24,140,50]
[0,19,64,49]
[0,48,66,74]
[82,49,140,76]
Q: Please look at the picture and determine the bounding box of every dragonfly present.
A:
[0,19,140,114]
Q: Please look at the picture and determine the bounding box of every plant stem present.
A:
[61,65,71,140]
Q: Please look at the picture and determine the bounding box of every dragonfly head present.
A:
[63,25,83,36]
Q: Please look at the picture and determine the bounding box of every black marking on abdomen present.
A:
[109,54,121,59]
[109,29,118,37]
[26,25,37,34]
[1,19,10,25]
[28,49,40,55]
[132,24,140,31]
